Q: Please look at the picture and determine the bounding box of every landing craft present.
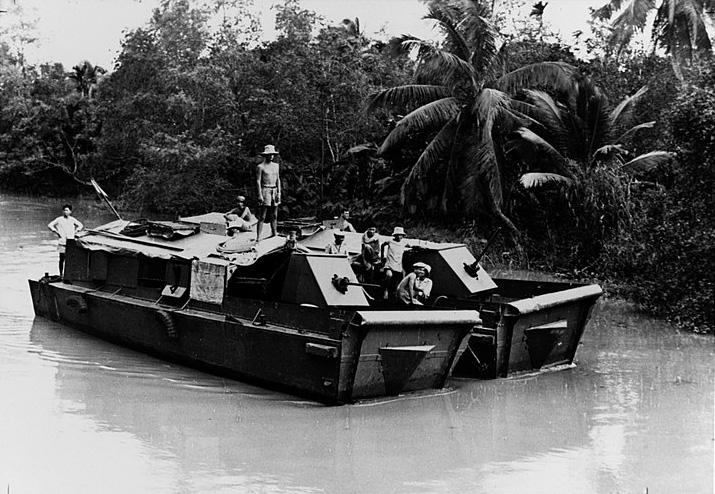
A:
[29,213,601,404]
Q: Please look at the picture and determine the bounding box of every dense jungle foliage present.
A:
[0,0,712,332]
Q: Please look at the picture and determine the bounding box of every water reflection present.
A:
[1,193,712,494]
[22,317,596,493]
[28,318,471,493]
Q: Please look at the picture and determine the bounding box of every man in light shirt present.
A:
[396,262,433,305]
[325,230,349,255]
[380,226,411,299]
[48,204,84,277]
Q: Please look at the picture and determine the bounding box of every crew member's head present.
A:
[260,144,279,159]
[413,262,431,279]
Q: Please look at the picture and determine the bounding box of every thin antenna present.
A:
[90,178,123,221]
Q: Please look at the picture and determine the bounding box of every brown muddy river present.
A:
[0,194,712,494]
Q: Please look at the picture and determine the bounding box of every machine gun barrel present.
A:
[463,228,501,278]
[331,275,380,293]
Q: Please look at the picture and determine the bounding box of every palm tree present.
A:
[68,60,106,98]
[508,76,674,189]
[592,0,715,76]
[367,0,576,234]
[506,77,673,268]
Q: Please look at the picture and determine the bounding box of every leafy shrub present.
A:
[604,67,715,333]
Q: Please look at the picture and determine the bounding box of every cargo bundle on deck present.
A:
[29,213,601,405]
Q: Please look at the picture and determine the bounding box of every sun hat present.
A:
[334,230,346,237]
[227,221,243,231]
[392,226,405,236]
[260,144,279,155]
[413,261,431,274]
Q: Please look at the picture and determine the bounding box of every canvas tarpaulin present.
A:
[190,259,227,304]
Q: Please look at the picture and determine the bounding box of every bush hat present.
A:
[392,226,405,236]
[261,144,279,155]
[413,261,431,274]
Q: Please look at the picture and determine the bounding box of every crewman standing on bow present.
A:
[256,144,282,242]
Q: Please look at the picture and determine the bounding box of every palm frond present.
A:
[508,127,572,176]
[596,0,655,51]
[401,117,459,204]
[377,97,460,155]
[462,0,492,21]
[508,100,550,129]
[516,90,570,149]
[609,86,648,131]
[399,36,436,59]
[594,143,627,160]
[424,4,471,61]
[441,117,476,213]
[578,84,611,164]
[367,85,451,112]
[408,40,478,83]
[451,117,503,217]
[612,0,655,32]
[655,0,713,58]
[472,88,510,122]
[619,150,674,175]
[522,90,562,120]
[382,34,417,57]
[689,9,713,54]
[592,0,630,20]
[494,62,577,95]
[497,106,533,134]
[615,121,655,144]
[467,15,499,74]
[520,172,573,189]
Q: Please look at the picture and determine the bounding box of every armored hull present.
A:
[29,217,478,405]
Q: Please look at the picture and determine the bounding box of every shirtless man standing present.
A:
[255,144,282,242]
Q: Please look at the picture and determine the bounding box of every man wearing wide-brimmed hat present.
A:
[380,226,412,299]
[256,144,282,242]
